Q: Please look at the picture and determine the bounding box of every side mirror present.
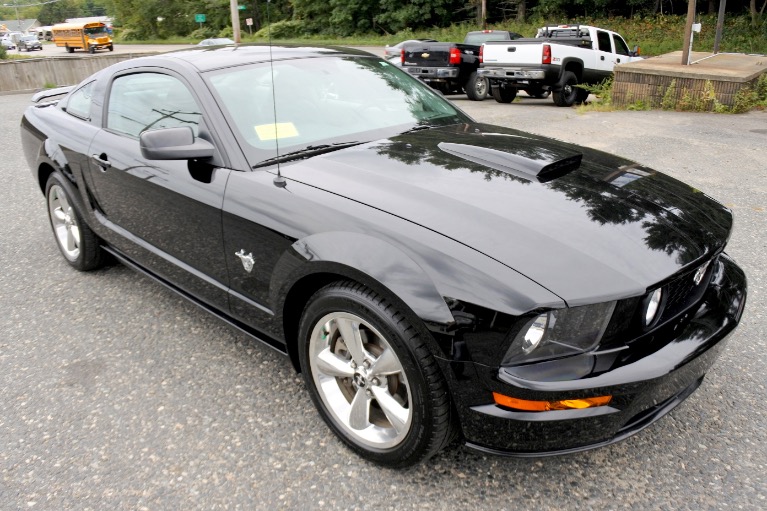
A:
[140,126,214,160]
[631,45,641,57]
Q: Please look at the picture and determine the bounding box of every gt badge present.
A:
[235,249,255,273]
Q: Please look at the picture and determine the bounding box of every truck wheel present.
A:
[553,71,579,107]
[88,44,95,54]
[65,44,74,53]
[492,86,517,103]
[465,72,488,101]
[108,44,114,52]
[575,87,590,104]
[525,87,550,99]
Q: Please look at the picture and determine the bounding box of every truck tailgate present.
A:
[482,40,542,66]
[403,42,453,67]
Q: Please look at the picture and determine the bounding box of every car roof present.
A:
[137,44,377,73]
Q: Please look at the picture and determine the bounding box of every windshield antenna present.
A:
[265,0,287,188]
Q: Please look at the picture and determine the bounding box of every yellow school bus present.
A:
[52,22,113,54]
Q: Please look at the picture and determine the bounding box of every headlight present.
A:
[502,301,617,366]
[645,288,662,326]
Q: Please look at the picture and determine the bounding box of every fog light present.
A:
[522,313,549,354]
[493,392,612,412]
[645,288,662,325]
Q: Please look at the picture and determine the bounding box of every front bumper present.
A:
[439,253,747,456]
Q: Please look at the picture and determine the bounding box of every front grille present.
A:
[659,259,714,322]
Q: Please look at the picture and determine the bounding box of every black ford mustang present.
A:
[20,45,747,467]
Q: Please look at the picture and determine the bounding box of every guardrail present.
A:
[0,54,151,94]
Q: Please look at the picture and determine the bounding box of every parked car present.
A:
[197,37,235,46]
[402,30,522,99]
[1,38,15,50]
[384,38,438,59]
[17,35,43,51]
[21,45,746,468]
[480,24,641,106]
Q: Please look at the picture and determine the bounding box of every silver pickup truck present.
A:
[479,25,641,106]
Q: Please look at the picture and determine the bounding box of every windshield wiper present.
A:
[253,141,364,169]
[400,124,437,135]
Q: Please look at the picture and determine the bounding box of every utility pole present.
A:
[681,0,697,65]
[230,0,241,43]
[713,0,727,53]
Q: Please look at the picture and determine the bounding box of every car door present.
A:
[594,30,615,77]
[86,70,232,310]
[612,33,639,65]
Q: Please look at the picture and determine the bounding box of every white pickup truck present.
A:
[479,25,641,106]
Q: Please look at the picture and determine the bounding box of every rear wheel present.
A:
[575,87,590,104]
[464,71,488,101]
[552,71,579,107]
[45,173,104,271]
[65,44,74,53]
[524,87,550,99]
[492,85,517,103]
[298,281,455,467]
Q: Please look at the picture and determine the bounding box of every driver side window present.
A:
[106,73,202,139]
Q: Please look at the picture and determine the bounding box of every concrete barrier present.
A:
[0,54,152,94]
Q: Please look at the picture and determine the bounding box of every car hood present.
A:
[281,123,733,305]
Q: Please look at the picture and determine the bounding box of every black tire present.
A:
[464,71,488,101]
[45,173,104,271]
[524,87,550,99]
[575,87,590,104]
[108,44,114,52]
[65,44,74,53]
[298,281,455,468]
[88,44,95,54]
[492,85,517,103]
[552,70,580,107]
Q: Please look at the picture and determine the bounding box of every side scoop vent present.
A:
[438,142,582,183]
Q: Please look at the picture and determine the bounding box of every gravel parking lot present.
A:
[1,90,765,510]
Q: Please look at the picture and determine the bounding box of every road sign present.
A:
[195,14,206,23]
[238,5,246,10]
[246,18,253,26]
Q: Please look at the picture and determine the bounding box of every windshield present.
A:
[84,27,107,36]
[206,55,470,165]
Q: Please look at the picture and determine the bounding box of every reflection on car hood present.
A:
[281,124,733,305]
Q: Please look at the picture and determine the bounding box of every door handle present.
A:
[91,154,111,170]
[617,58,621,63]
[600,56,605,61]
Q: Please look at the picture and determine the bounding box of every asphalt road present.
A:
[1,89,765,510]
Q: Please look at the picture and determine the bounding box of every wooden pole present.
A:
[230,0,242,43]
[681,0,697,65]
[713,0,727,53]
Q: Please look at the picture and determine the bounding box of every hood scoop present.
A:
[438,142,582,183]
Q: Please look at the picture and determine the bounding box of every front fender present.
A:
[273,231,455,326]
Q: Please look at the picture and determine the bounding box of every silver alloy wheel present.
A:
[309,312,412,449]
[476,76,488,96]
[48,184,81,261]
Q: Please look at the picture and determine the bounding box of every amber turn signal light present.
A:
[493,392,612,412]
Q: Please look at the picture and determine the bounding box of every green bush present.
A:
[218,26,234,38]
[254,20,306,39]
[189,27,218,40]
[0,44,7,60]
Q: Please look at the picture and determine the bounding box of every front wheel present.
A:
[88,44,95,54]
[298,282,455,467]
[552,71,580,107]
[108,44,114,52]
[45,173,104,271]
[464,71,488,101]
